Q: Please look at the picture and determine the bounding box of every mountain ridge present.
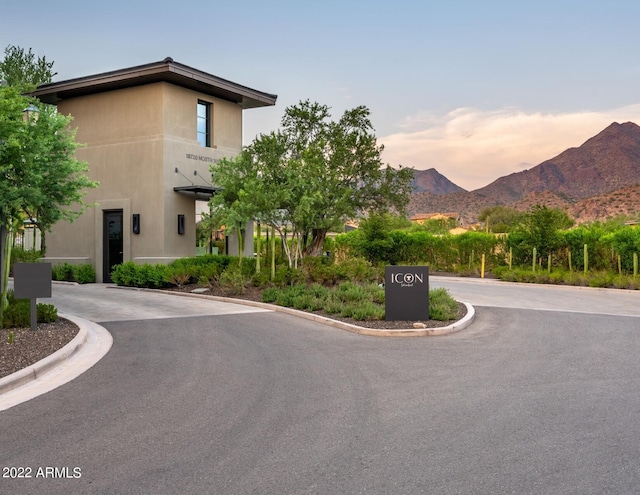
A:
[408,121,640,225]
[411,168,466,194]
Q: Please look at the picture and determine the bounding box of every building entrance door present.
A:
[103,210,123,283]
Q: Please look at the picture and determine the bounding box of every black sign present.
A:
[13,263,52,299]
[385,266,429,321]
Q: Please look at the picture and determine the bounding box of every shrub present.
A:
[51,263,95,283]
[73,264,96,284]
[339,305,356,318]
[548,270,566,285]
[10,247,42,267]
[324,298,344,315]
[164,265,192,288]
[351,301,385,321]
[197,263,225,288]
[340,257,376,283]
[273,265,305,287]
[307,283,330,299]
[110,262,169,288]
[135,264,169,288]
[274,285,307,307]
[250,268,271,288]
[110,261,136,286]
[217,265,248,295]
[366,283,386,305]
[256,281,461,322]
[588,271,614,288]
[303,256,337,285]
[292,294,315,310]
[612,275,632,289]
[562,271,589,287]
[1,290,58,328]
[334,281,369,303]
[261,287,280,303]
[52,263,75,282]
[429,288,459,321]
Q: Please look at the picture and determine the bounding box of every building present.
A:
[410,212,460,225]
[31,57,277,282]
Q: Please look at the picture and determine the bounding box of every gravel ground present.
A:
[0,319,79,379]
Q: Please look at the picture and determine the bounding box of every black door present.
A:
[103,210,123,283]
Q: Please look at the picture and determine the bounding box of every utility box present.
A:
[385,266,429,321]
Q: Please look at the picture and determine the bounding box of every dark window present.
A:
[197,100,211,147]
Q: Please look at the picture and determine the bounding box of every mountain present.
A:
[568,184,640,223]
[411,168,467,194]
[407,122,640,225]
[473,121,640,203]
[408,190,492,225]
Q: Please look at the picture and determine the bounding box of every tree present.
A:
[21,103,98,253]
[507,204,573,264]
[0,45,56,90]
[0,85,97,321]
[210,100,413,267]
[478,205,523,233]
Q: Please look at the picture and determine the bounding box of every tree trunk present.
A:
[304,228,328,257]
[255,222,261,274]
[40,227,46,256]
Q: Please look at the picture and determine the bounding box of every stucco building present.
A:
[31,57,277,282]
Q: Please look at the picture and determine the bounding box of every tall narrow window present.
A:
[197,100,211,147]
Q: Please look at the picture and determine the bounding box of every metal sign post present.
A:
[13,263,52,331]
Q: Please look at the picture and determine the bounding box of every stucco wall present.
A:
[44,81,246,281]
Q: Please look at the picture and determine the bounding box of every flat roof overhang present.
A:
[174,185,220,201]
[30,57,277,109]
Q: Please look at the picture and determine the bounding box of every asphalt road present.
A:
[1,280,639,494]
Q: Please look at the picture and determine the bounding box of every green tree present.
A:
[0,45,56,90]
[478,205,523,233]
[0,85,97,321]
[210,100,413,267]
[507,204,573,265]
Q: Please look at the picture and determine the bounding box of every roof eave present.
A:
[30,57,277,109]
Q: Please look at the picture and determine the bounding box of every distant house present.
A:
[410,212,460,225]
[31,57,277,282]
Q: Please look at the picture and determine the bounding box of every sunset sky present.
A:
[3,0,639,190]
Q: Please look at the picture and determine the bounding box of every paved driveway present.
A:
[1,279,639,494]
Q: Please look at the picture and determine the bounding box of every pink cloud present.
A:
[380,105,640,190]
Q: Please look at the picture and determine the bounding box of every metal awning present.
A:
[173,185,220,201]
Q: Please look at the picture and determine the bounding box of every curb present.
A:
[113,286,476,337]
[0,315,87,395]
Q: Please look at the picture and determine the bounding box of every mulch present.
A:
[0,319,79,379]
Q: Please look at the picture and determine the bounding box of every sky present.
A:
[2,0,640,190]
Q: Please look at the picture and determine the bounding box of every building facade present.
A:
[31,58,276,282]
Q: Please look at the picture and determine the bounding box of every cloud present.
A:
[380,105,640,191]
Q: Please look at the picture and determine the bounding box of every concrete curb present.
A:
[0,314,112,412]
[0,316,88,395]
[113,286,476,337]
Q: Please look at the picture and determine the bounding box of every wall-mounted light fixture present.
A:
[178,214,185,235]
[22,104,39,123]
[132,214,140,234]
